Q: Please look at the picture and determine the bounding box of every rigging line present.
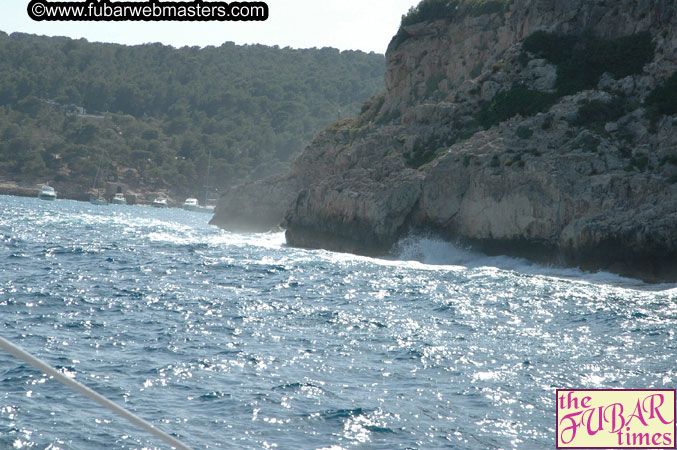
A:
[0,335,192,450]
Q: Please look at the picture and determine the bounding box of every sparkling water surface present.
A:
[1,195,675,449]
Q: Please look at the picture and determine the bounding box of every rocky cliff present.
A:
[211,0,677,281]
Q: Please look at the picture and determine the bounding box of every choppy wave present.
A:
[390,233,677,292]
[1,195,676,449]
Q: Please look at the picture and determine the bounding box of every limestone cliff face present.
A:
[213,0,677,281]
[382,0,673,118]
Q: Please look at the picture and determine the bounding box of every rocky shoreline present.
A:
[0,181,42,198]
[211,0,677,282]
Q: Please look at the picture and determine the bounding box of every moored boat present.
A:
[183,198,199,211]
[111,193,127,205]
[38,185,57,201]
[152,198,168,208]
[183,198,214,213]
[89,194,107,205]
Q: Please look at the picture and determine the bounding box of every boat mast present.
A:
[204,149,212,207]
[92,150,105,192]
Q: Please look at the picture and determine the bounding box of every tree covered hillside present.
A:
[0,31,385,201]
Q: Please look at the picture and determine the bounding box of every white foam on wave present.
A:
[145,224,288,251]
[52,203,289,251]
[214,230,287,249]
[389,233,677,292]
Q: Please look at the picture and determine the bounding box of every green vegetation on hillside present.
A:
[0,31,385,197]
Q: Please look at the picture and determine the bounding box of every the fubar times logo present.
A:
[556,389,676,448]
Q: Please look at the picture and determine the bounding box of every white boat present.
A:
[183,198,214,213]
[111,193,127,205]
[152,198,168,208]
[38,185,57,201]
[183,198,199,211]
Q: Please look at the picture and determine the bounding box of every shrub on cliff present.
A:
[575,97,626,128]
[645,72,677,118]
[523,31,654,96]
[522,31,577,64]
[478,86,557,129]
[405,135,445,169]
[401,0,459,27]
[392,0,510,49]
[355,93,386,127]
[401,0,510,27]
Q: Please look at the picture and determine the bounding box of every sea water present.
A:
[0,194,675,449]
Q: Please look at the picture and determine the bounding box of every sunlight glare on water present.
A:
[0,195,675,449]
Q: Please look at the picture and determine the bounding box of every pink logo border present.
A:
[556,389,677,449]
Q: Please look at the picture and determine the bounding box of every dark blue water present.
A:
[1,194,675,449]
